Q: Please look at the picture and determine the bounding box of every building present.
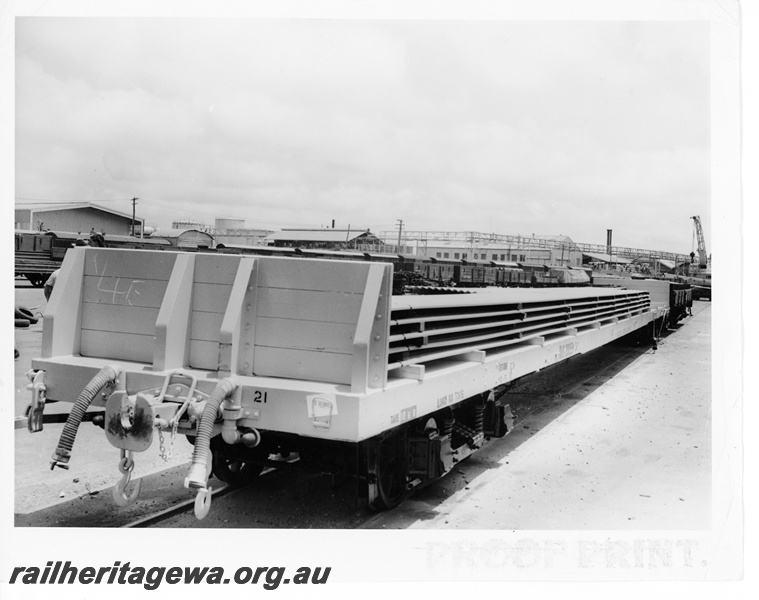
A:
[209,218,273,247]
[172,219,209,230]
[581,253,679,275]
[14,202,143,236]
[380,231,583,267]
[582,251,634,268]
[169,218,273,247]
[423,241,559,264]
[159,229,214,249]
[264,228,383,250]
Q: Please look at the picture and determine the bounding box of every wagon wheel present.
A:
[211,454,263,486]
[25,274,47,288]
[210,438,264,486]
[368,429,408,510]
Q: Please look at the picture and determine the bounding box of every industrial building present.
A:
[380,231,583,267]
[207,219,273,247]
[14,202,142,236]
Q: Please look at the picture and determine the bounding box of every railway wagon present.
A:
[454,260,496,287]
[547,265,593,286]
[194,245,592,291]
[678,274,711,301]
[14,230,172,286]
[491,261,527,287]
[494,268,530,286]
[27,247,666,519]
[592,277,692,327]
[43,230,173,251]
[517,263,590,287]
[419,257,457,284]
[15,230,57,287]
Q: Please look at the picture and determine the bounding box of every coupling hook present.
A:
[112,449,142,506]
[194,487,213,520]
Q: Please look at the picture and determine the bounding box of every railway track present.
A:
[119,456,305,528]
[121,484,231,528]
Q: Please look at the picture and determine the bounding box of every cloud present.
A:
[15,18,710,252]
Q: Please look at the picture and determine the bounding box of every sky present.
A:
[13,14,713,254]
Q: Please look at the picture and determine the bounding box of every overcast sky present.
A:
[14,16,711,253]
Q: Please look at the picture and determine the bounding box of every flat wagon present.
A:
[26,247,667,518]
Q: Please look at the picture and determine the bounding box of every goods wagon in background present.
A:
[14,230,171,286]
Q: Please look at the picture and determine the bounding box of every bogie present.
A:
[365,391,515,510]
[210,437,264,486]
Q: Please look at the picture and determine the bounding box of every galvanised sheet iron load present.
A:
[25,247,667,517]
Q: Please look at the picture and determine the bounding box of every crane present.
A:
[690,215,708,270]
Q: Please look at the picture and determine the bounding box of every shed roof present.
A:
[297,248,367,259]
[490,260,522,269]
[583,252,633,265]
[15,201,138,222]
[159,228,213,240]
[265,229,375,243]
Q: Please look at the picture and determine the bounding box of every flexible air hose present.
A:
[51,365,120,469]
[15,307,39,325]
[185,378,236,488]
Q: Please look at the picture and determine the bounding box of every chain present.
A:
[155,376,195,462]
[157,427,167,461]
[157,420,179,462]
[168,419,178,460]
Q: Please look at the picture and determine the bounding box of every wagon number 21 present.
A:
[253,390,268,403]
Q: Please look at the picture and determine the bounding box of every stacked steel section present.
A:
[388,288,650,370]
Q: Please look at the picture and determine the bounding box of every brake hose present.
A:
[50,365,120,470]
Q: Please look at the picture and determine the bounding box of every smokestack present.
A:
[332,219,335,229]
[607,229,613,264]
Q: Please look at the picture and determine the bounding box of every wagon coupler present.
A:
[25,370,47,433]
[103,370,210,507]
[113,449,142,506]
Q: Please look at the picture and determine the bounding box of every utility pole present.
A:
[396,219,403,254]
[131,197,139,237]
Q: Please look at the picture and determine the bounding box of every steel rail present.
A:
[121,483,232,528]
[120,460,296,528]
